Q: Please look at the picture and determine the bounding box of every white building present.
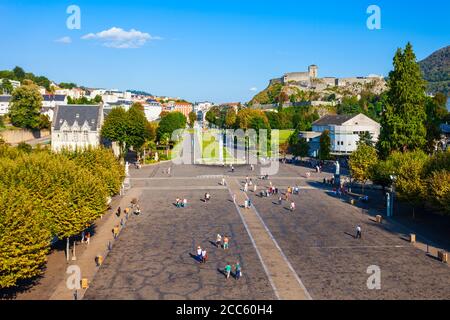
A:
[144,99,162,121]
[41,95,68,121]
[55,88,85,99]
[51,104,104,152]
[0,95,11,116]
[302,113,381,156]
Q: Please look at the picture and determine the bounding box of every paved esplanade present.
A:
[84,162,450,300]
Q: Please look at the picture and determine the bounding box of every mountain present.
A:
[419,45,450,97]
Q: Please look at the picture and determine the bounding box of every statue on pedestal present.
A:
[125,161,129,177]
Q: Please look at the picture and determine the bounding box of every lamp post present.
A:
[388,174,397,217]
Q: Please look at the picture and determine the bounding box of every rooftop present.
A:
[312,114,354,126]
[53,104,102,131]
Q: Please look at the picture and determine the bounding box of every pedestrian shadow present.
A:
[217,268,228,278]
[209,241,219,248]
[189,253,202,263]
[344,232,356,239]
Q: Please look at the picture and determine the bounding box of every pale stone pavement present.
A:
[225,177,311,300]
[49,187,142,300]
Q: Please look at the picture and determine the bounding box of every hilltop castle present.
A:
[269,65,385,92]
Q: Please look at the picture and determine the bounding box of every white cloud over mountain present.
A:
[82,27,161,49]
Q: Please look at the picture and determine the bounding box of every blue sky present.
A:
[0,0,448,103]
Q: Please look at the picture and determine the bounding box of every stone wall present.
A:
[0,128,50,144]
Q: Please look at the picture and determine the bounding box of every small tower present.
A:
[308,65,318,79]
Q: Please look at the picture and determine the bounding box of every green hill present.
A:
[419,45,450,96]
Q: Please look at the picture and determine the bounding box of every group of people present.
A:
[194,234,241,280]
[196,246,208,263]
[175,198,188,208]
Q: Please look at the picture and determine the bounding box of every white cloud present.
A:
[55,36,72,44]
[250,87,258,92]
[81,27,161,49]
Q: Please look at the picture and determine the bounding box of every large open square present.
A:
[84,162,450,300]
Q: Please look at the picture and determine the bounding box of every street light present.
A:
[387,174,397,217]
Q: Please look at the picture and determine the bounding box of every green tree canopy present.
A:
[188,111,197,128]
[319,130,331,160]
[0,185,51,288]
[9,81,43,129]
[378,43,428,157]
[157,111,187,141]
[349,143,378,192]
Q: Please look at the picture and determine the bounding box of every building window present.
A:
[83,131,88,142]
[63,131,69,142]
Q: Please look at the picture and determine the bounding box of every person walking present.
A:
[244,182,248,192]
[113,226,119,239]
[86,232,90,245]
[183,198,187,208]
[290,201,296,212]
[196,246,202,262]
[222,177,226,186]
[225,263,232,279]
[253,184,257,193]
[116,207,121,217]
[235,262,242,280]
[201,249,207,263]
[223,236,229,250]
[216,234,222,248]
[278,196,282,205]
[356,226,362,239]
[175,197,180,208]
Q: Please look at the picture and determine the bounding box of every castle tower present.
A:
[308,65,318,79]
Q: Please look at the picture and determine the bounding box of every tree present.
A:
[319,130,331,160]
[1,79,14,94]
[370,159,395,190]
[205,107,220,127]
[388,150,428,218]
[59,82,77,89]
[17,142,32,153]
[225,109,237,129]
[9,81,43,129]
[378,43,427,157]
[188,111,197,128]
[426,170,450,215]
[424,93,448,152]
[358,131,374,146]
[101,107,128,151]
[12,66,25,81]
[235,109,269,130]
[349,143,378,194]
[0,186,51,288]
[145,121,158,142]
[157,112,187,141]
[126,103,148,150]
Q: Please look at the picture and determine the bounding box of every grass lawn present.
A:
[278,129,294,145]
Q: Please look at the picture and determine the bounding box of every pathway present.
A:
[225,177,311,300]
